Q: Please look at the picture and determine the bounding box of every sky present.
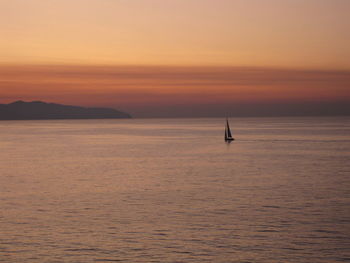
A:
[0,0,349,117]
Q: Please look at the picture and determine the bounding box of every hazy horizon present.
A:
[1,98,350,119]
[1,64,349,117]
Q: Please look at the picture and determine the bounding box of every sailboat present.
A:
[225,118,234,142]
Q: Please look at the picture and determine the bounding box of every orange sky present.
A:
[1,65,349,117]
[0,0,350,117]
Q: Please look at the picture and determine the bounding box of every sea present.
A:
[0,117,349,263]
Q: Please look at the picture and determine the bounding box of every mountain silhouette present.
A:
[0,101,131,120]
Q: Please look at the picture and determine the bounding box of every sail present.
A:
[226,119,232,138]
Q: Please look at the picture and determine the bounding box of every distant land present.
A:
[0,101,131,120]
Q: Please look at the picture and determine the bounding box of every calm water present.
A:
[0,117,349,262]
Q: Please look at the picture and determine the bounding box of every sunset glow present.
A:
[1,0,349,117]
